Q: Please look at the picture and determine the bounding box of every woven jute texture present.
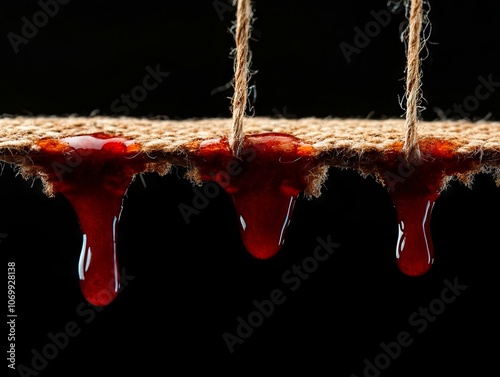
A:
[1,116,500,196]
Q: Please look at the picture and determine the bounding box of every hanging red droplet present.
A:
[195,133,319,259]
[380,139,477,276]
[390,181,440,277]
[35,133,147,306]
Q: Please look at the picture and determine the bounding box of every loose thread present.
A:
[229,0,252,158]
[402,0,426,164]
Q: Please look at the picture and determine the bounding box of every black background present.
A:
[0,0,499,375]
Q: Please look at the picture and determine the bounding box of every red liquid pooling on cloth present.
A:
[380,139,477,276]
[35,133,148,306]
[195,133,319,259]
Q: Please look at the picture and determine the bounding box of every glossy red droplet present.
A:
[35,133,147,306]
[195,133,319,259]
[390,183,440,277]
[380,139,477,276]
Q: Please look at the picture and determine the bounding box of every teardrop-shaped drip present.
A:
[231,181,300,259]
[36,133,147,306]
[196,133,320,259]
[393,197,436,276]
[69,188,124,306]
[381,139,477,277]
[384,160,443,277]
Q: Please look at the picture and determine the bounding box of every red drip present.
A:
[391,183,440,277]
[36,133,146,306]
[196,133,318,259]
[381,139,476,276]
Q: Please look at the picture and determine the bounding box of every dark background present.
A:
[0,0,498,375]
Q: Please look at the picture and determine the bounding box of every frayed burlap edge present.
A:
[2,115,500,197]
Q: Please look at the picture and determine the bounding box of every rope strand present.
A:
[402,0,425,163]
[230,0,252,158]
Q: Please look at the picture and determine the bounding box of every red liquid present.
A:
[380,139,477,276]
[35,134,147,306]
[195,133,319,259]
[389,172,441,277]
